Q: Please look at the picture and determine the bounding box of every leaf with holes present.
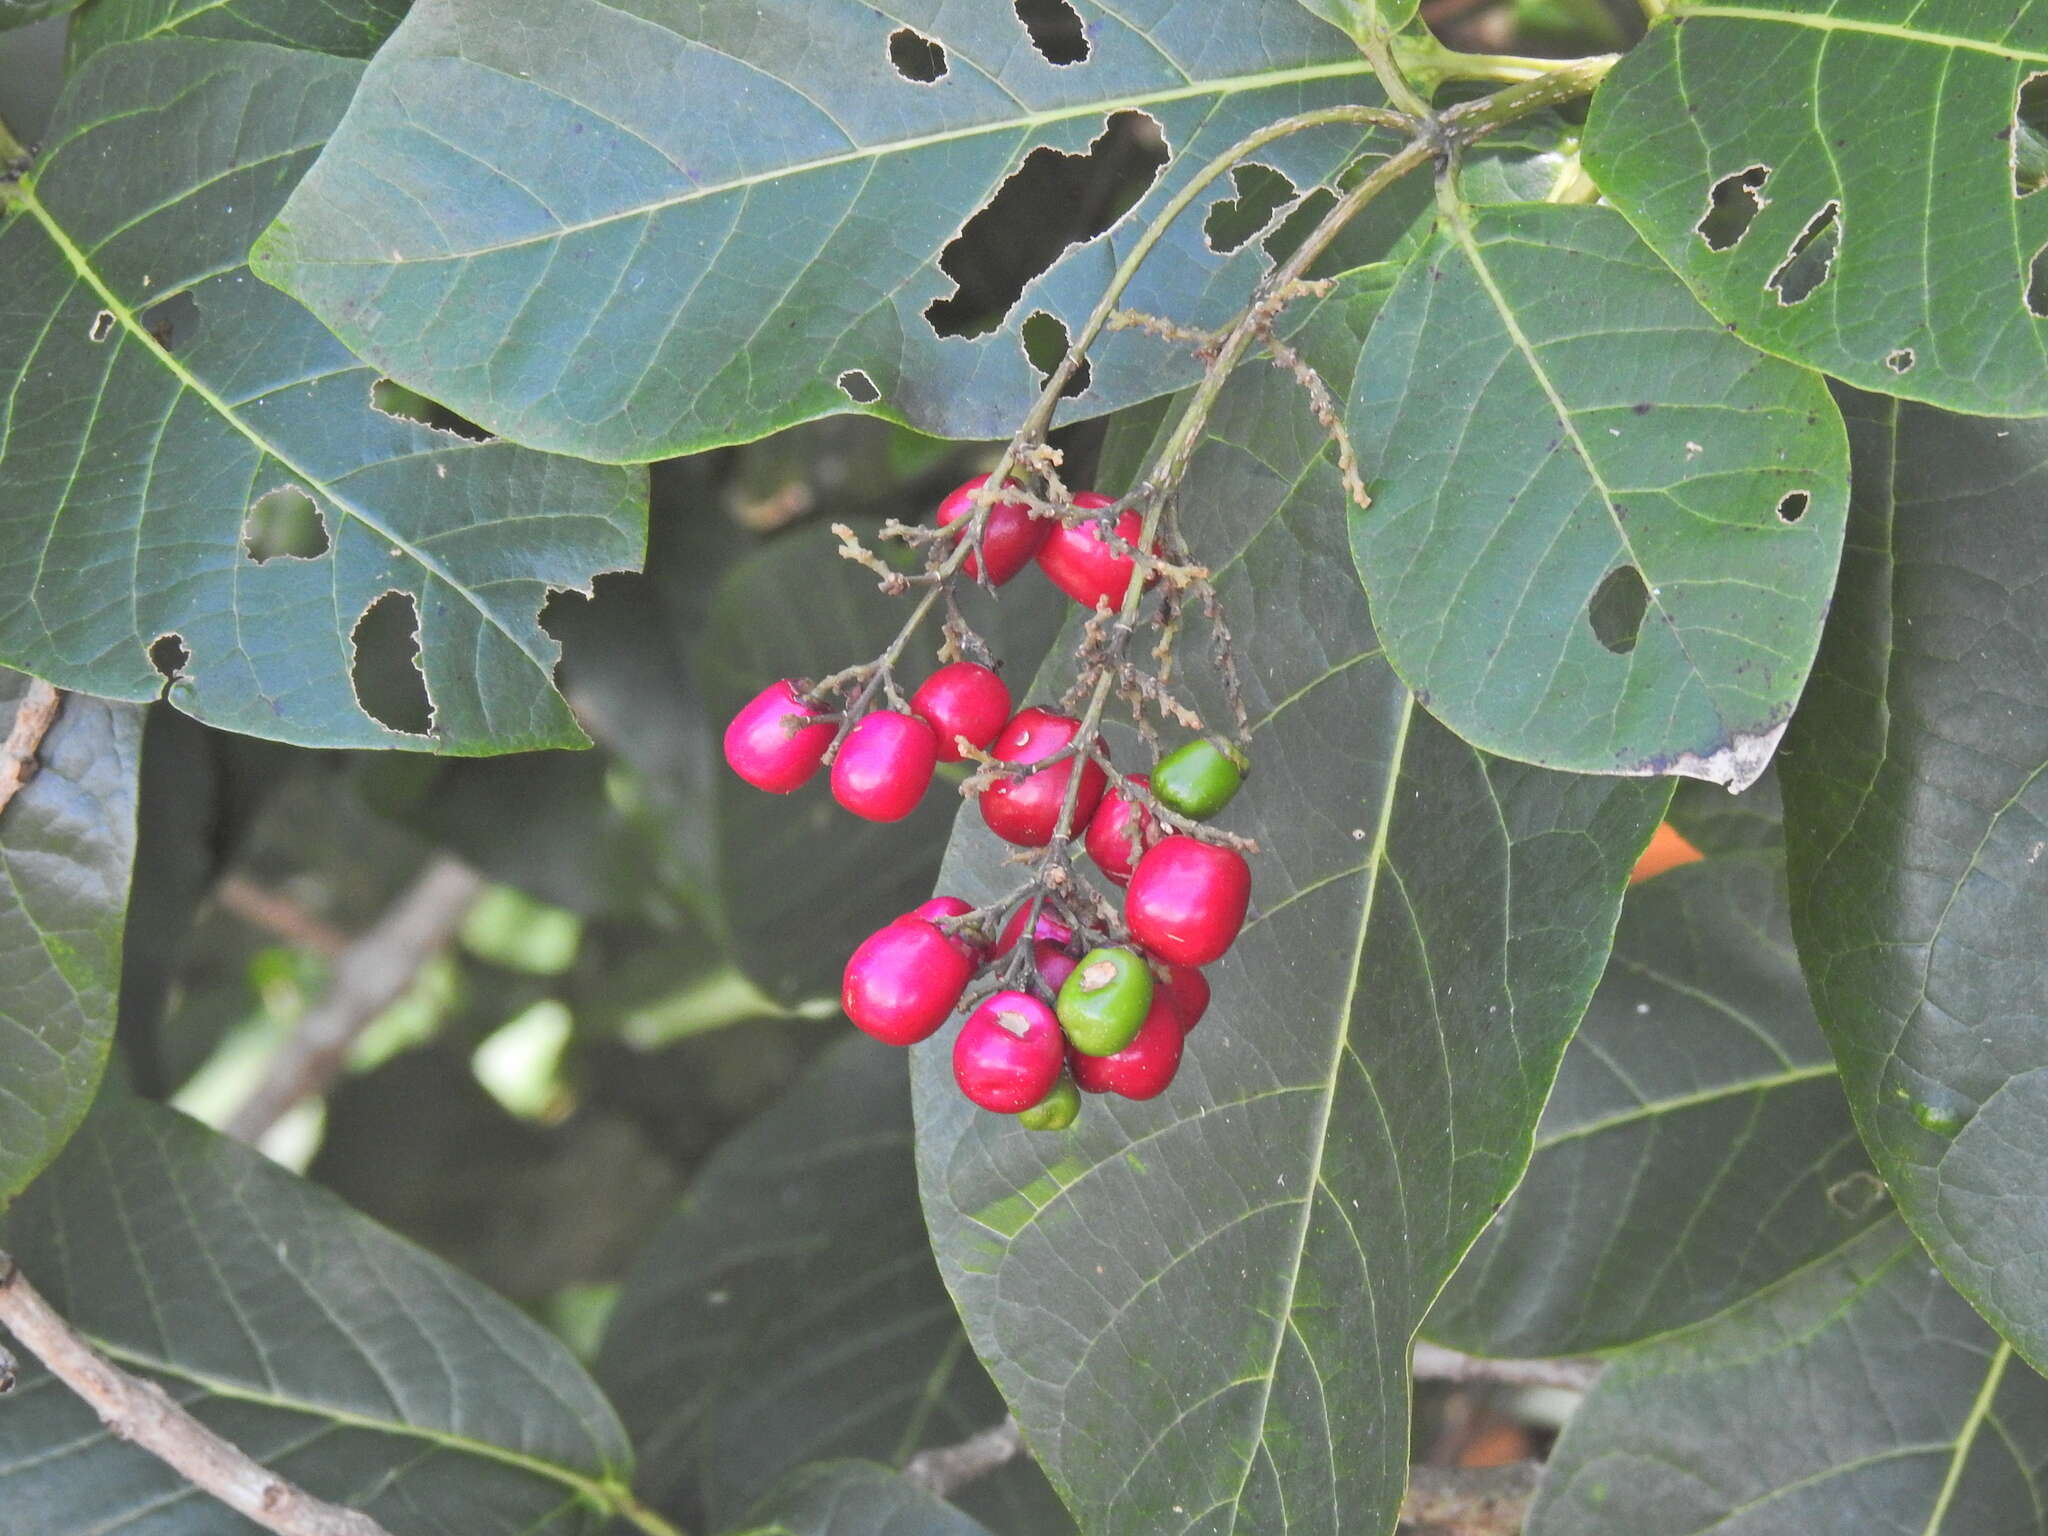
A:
[1347,202,1849,788]
[250,0,1408,461]
[1532,1219,2048,1536]
[1584,1,2048,417]
[0,670,141,1208]
[599,1036,1070,1535]
[914,271,1667,1533]
[0,38,645,752]
[1426,836,1882,1358]
[736,1463,998,1536]
[0,1092,636,1533]
[67,0,409,64]
[1782,393,2048,1379]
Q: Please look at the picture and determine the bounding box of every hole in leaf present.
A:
[1589,565,1650,655]
[888,27,948,82]
[350,591,433,736]
[2015,74,2048,195]
[1886,348,1916,373]
[142,291,200,352]
[1014,0,1089,65]
[924,111,1167,340]
[242,486,331,563]
[1696,165,1770,251]
[836,368,880,403]
[2029,244,2048,317]
[1775,490,1809,524]
[1767,202,1840,306]
[1204,163,1299,254]
[1263,186,1336,265]
[370,378,494,441]
[89,310,114,343]
[1022,311,1090,397]
[148,633,188,683]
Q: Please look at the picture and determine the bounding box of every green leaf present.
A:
[0,39,646,753]
[67,0,407,62]
[0,673,140,1206]
[251,0,1399,461]
[599,1036,1069,1535]
[1583,1,2048,417]
[1782,393,2048,1377]
[735,1462,995,1536]
[1427,841,1883,1357]
[0,0,80,31]
[0,1093,635,1533]
[1348,201,1849,788]
[914,271,1667,1532]
[1292,0,1418,41]
[1531,1219,2048,1536]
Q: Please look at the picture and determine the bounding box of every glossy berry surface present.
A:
[1070,996,1185,1100]
[935,474,1046,586]
[953,991,1065,1113]
[1158,964,1212,1032]
[1037,494,1154,610]
[831,710,937,822]
[995,903,1074,956]
[912,662,1012,762]
[980,708,1108,846]
[1084,774,1157,886]
[1127,835,1251,966]
[1153,737,1248,821]
[723,679,835,794]
[1018,1075,1081,1132]
[1057,947,1156,1057]
[842,919,971,1046]
[907,896,983,962]
[1034,940,1079,994]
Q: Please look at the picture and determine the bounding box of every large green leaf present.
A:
[913,272,1667,1532]
[0,0,79,31]
[1782,393,2048,1377]
[0,673,141,1206]
[1584,1,2048,417]
[1531,1219,2048,1535]
[68,0,408,63]
[1348,201,1849,787]
[736,1463,995,1536]
[0,38,645,752]
[1427,840,1881,1357]
[251,0,1405,461]
[599,1036,1069,1535]
[0,1093,636,1533]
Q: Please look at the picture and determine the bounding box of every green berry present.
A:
[1152,737,1248,820]
[1056,946,1155,1056]
[1018,1075,1081,1132]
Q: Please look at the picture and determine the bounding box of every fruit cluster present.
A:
[723,474,1254,1129]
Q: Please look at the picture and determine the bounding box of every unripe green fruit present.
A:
[1152,737,1248,820]
[1018,1076,1082,1132]
[1057,946,1155,1056]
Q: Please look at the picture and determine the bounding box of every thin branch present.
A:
[0,1254,395,1536]
[213,875,352,960]
[223,854,484,1143]
[901,1416,1024,1497]
[1402,1461,1542,1536]
[1413,1342,1602,1393]
[0,679,62,822]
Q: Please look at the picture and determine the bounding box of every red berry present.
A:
[1037,494,1156,610]
[723,679,836,794]
[953,991,1065,1113]
[979,708,1108,846]
[906,896,984,962]
[831,711,937,822]
[1158,964,1211,1032]
[1084,774,1158,887]
[1034,940,1079,994]
[1070,996,1184,1100]
[994,903,1075,956]
[936,474,1047,586]
[1126,835,1251,966]
[912,662,1012,763]
[843,920,971,1046]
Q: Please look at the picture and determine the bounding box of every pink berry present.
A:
[1085,773,1158,887]
[979,708,1108,847]
[1034,940,1079,994]
[843,919,971,1046]
[994,903,1075,957]
[1070,996,1184,1099]
[912,662,1013,763]
[1126,835,1251,967]
[831,711,937,822]
[723,679,835,794]
[906,896,984,962]
[936,475,1047,586]
[1158,964,1212,1033]
[1036,494,1157,610]
[953,991,1065,1113]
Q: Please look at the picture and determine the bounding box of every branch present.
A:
[213,874,353,960]
[901,1416,1024,1498]
[0,679,62,821]
[0,1254,395,1536]
[223,854,484,1143]
[1412,1342,1602,1393]
[1402,1461,1542,1536]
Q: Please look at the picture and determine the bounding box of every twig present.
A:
[1413,1342,1601,1392]
[902,1416,1025,1497]
[0,679,62,822]
[223,854,484,1143]
[0,1254,395,1536]
[1402,1461,1542,1536]
[213,875,352,960]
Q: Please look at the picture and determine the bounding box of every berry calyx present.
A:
[831,710,937,822]
[907,896,984,962]
[1037,494,1157,610]
[980,708,1108,846]
[723,679,836,794]
[1126,835,1251,967]
[1152,737,1249,821]
[1018,1075,1082,1132]
[1158,964,1211,1032]
[953,991,1065,1113]
[1034,940,1079,994]
[1084,774,1158,887]
[995,902,1075,956]
[1057,946,1156,1057]
[936,474,1047,586]
[912,662,1013,763]
[1070,996,1185,1100]
[842,919,972,1046]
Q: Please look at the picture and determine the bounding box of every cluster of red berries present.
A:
[722,476,1254,1129]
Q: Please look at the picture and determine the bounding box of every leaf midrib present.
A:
[1676,3,2048,65]
[1537,1060,1837,1149]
